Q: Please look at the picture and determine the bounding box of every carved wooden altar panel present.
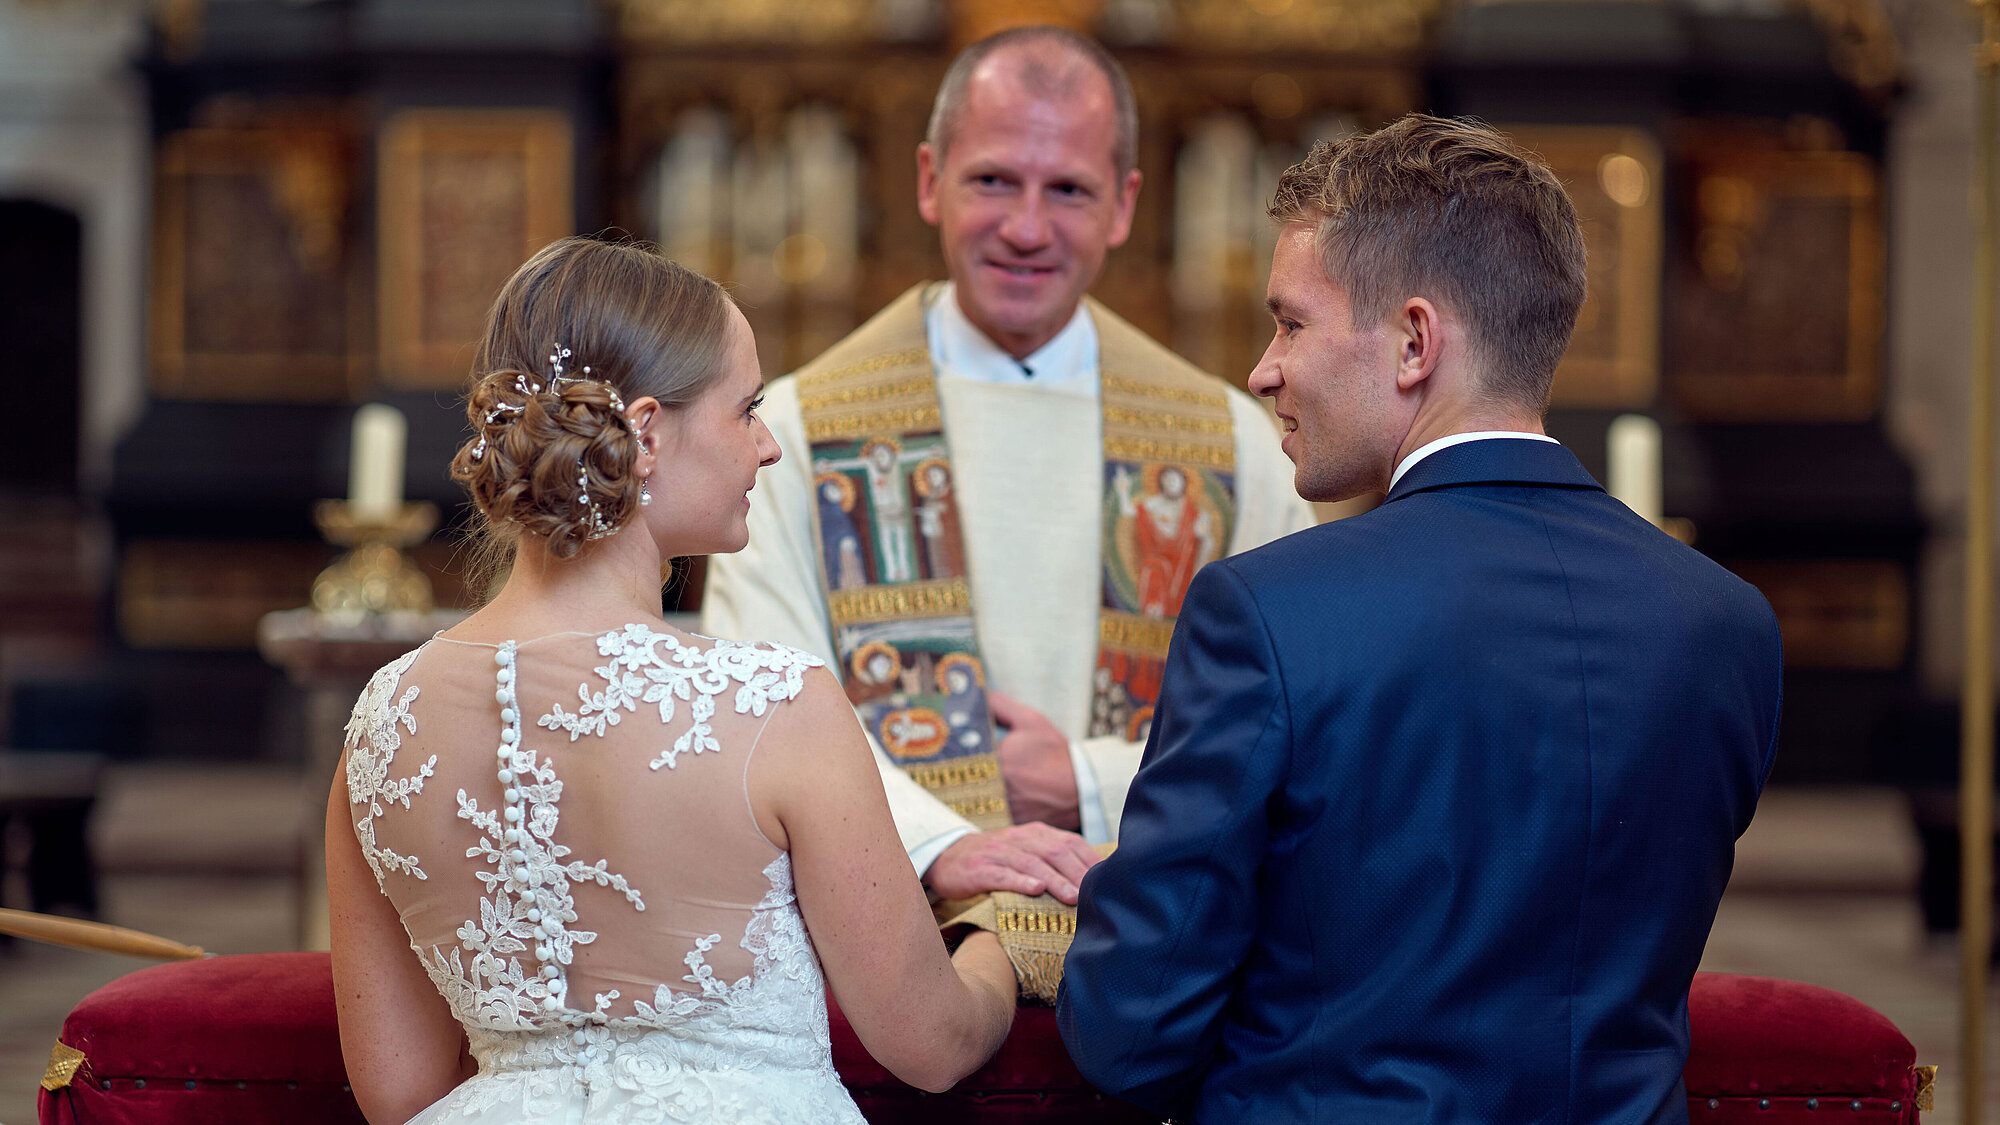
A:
[621,50,946,373]
[1503,126,1662,409]
[614,0,880,45]
[377,109,575,389]
[617,34,1420,384]
[1167,0,1439,54]
[116,536,486,650]
[119,539,332,649]
[613,0,1446,54]
[1665,139,1884,421]
[151,122,361,400]
[1728,559,1908,670]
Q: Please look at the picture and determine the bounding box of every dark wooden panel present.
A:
[1666,137,1883,421]
[151,120,362,401]
[377,108,576,389]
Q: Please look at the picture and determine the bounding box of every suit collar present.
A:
[1383,437,1602,503]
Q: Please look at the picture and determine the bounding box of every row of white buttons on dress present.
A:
[495,643,567,1014]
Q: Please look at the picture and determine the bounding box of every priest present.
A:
[701,25,1311,904]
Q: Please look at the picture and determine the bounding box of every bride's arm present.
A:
[751,667,1015,1092]
[326,764,476,1124]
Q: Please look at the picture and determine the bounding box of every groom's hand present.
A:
[990,690,1081,830]
[926,823,1101,906]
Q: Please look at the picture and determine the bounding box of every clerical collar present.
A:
[925,282,1098,396]
[1388,431,1561,490]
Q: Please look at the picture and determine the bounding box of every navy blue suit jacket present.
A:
[1058,439,1782,1125]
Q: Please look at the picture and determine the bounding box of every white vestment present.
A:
[701,284,1314,874]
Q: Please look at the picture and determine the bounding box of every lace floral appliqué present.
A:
[538,625,820,770]
[345,648,435,883]
[403,639,647,1029]
[433,855,853,1124]
[345,630,853,1124]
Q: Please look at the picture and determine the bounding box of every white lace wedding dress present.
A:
[342,623,869,1124]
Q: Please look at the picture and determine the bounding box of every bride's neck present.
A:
[482,529,666,631]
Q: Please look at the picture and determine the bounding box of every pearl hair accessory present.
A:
[546,345,629,416]
[467,342,638,543]
[577,456,619,541]
[471,343,631,463]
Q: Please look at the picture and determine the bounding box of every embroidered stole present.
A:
[797,285,1236,829]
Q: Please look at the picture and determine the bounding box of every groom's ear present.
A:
[1394,298,1442,392]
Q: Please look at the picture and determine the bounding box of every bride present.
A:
[324,236,1017,1123]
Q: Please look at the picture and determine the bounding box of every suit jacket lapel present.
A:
[1384,438,1604,504]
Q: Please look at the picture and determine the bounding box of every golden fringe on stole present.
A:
[939,891,1075,1005]
[906,754,1010,830]
[935,844,1115,1005]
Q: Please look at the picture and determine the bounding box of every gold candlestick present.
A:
[311,500,438,619]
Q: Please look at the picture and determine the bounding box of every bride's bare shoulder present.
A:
[745,651,860,741]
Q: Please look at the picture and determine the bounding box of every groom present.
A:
[1057,115,1782,1123]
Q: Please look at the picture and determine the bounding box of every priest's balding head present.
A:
[917,26,1144,361]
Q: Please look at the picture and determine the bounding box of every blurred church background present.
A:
[0,0,1992,1118]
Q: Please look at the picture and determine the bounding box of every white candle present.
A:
[1606,413,1663,527]
[350,403,406,522]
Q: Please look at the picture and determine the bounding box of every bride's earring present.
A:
[640,478,652,507]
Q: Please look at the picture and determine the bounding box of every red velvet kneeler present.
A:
[39,954,1931,1124]
[827,997,1156,1123]
[1683,973,1929,1123]
[38,952,363,1125]
[825,978,1932,1122]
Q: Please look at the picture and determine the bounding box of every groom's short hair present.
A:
[1269,114,1587,412]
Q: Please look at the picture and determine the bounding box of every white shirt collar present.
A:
[924,281,1098,395]
[1388,431,1560,491]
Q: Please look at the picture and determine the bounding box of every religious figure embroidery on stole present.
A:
[815,434,964,587]
[858,439,919,582]
[1115,463,1221,617]
[810,420,1007,827]
[842,637,992,765]
[795,285,1238,827]
[814,472,868,590]
[1094,461,1233,740]
[912,459,965,579]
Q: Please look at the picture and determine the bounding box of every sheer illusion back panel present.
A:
[355,629,798,1024]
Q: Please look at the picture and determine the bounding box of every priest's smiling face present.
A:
[916,49,1141,360]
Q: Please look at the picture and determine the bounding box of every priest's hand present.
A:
[990,690,1082,830]
[925,823,1101,906]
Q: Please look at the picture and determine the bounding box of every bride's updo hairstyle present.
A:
[450,236,735,566]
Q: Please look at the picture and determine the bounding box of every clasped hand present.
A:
[926,822,1100,906]
[923,691,1099,905]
